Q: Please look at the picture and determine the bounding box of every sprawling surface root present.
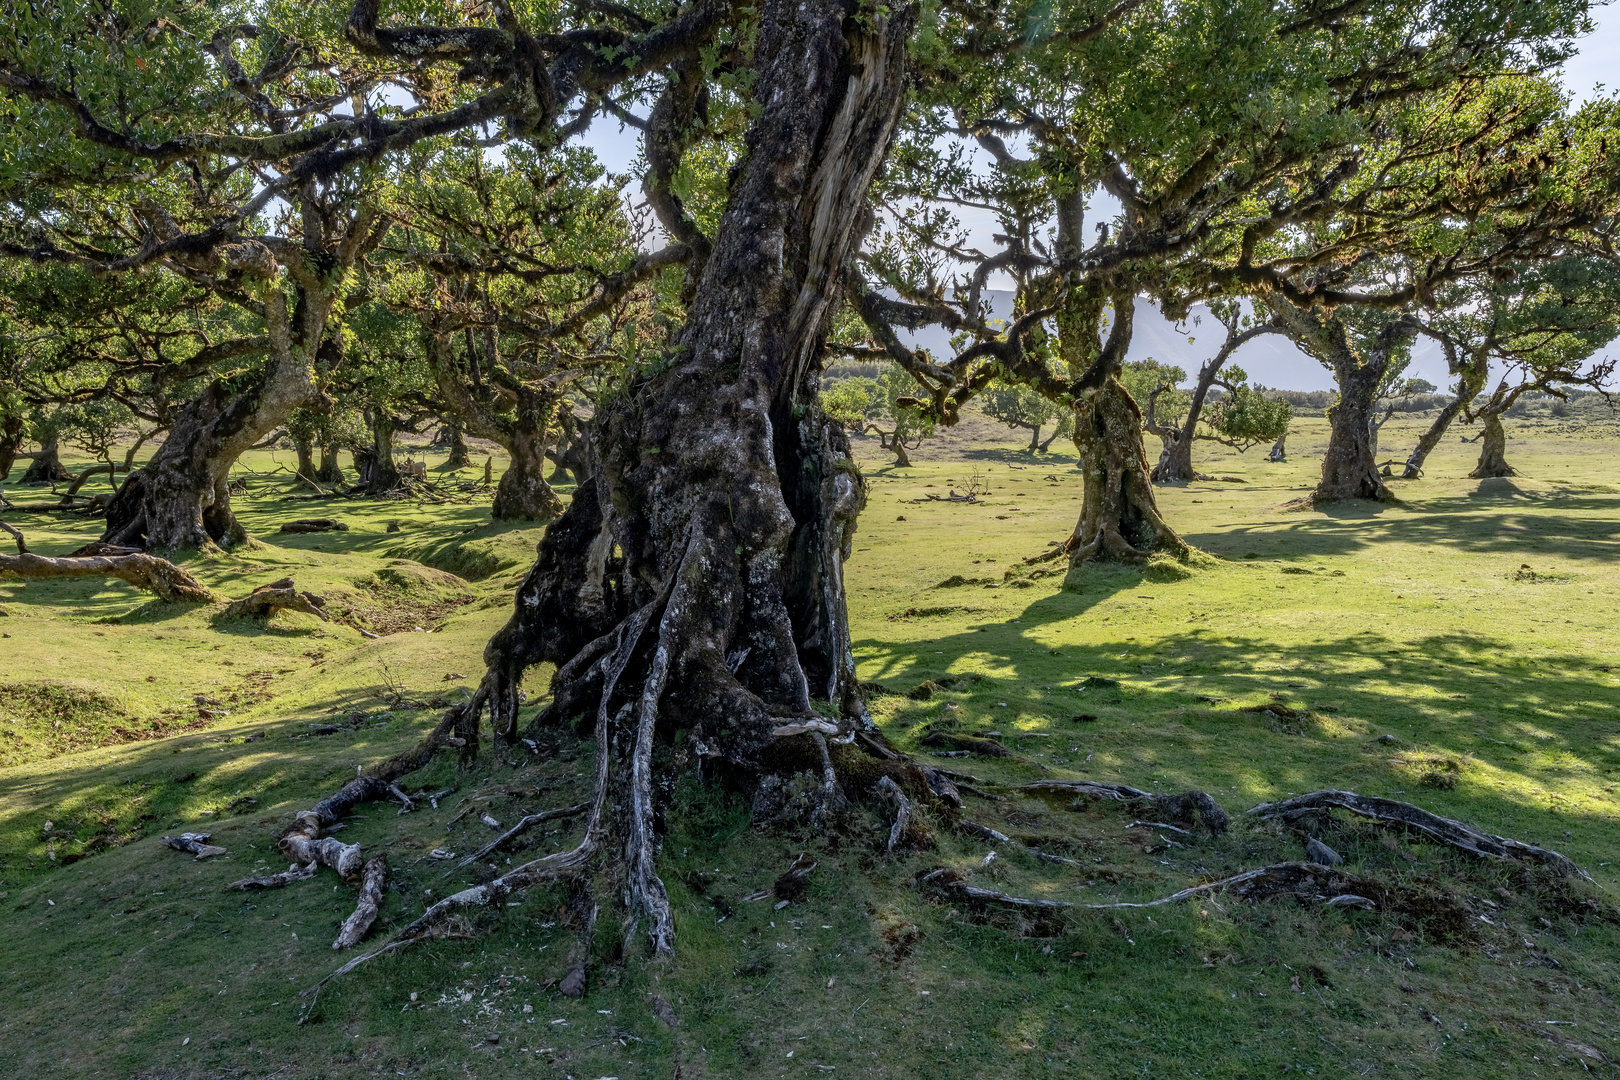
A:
[1024,780,1231,834]
[1078,861,1391,911]
[1248,789,1588,878]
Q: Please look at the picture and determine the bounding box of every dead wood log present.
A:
[875,775,911,853]
[451,803,591,872]
[228,862,319,890]
[1,521,27,554]
[1023,779,1230,834]
[0,543,216,603]
[279,518,349,533]
[163,833,227,859]
[1247,789,1587,879]
[920,867,1073,909]
[221,578,331,621]
[333,855,388,949]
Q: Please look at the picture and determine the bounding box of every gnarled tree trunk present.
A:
[101,280,333,552]
[1059,294,1188,570]
[442,418,472,470]
[293,432,317,486]
[478,1,912,958]
[1268,301,1412,504]
[20,433,71,485]
[1470,412,1515,477]
[361,408,401,496]
[491,390,564,522]
[1317,365,1388,500]
[315,431,346,485]
[0,414,26,481]
[1403,351,1486,479]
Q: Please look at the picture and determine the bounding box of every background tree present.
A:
[982,381,1070,453]
[854,0,1609,566]
[386,144,661,520]
[1401,254,1620,478]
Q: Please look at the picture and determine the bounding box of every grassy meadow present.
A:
[1,405,1617,1079]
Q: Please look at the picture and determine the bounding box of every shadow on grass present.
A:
[0,686,463,876]
[960,446,1082,467]
[855,591,1620,859]
[1186,487,1620,563]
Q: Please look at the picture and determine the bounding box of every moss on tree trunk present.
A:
[477,0,913,957]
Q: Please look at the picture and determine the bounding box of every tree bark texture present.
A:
[20,433,71,485]
[491,390,564,521]
[1470,412,1515,477]
[1268,302,1411,503]
[479,0,914,957]
[1059,295,1188,567]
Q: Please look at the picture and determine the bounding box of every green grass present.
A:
[1,414,1617,1078]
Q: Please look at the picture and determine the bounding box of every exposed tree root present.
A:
[920,867,1073,910]
[875,776,911,853]
[220,577,331,622]
[1078,861,1386,910]
[1248,789,1588,879]
[163,833,226,859]
[1023,780,1230,834]
[305,843,590,998]
[451,803,591,872]
[0,538,216,603]
[333,856,387,950]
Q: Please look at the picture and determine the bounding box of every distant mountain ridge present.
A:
[896,292,1456,393]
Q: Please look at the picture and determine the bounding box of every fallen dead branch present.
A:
[220,577,331,621]
[163,833,227,859]
[909,490,980,504]
[451,803,592,872]
[1247,789,1588,879]
[1,521,27,553]
[228,862,319,890]
[1023,780,1230,834]
[0,529,216,603]
[333,855,387,949]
